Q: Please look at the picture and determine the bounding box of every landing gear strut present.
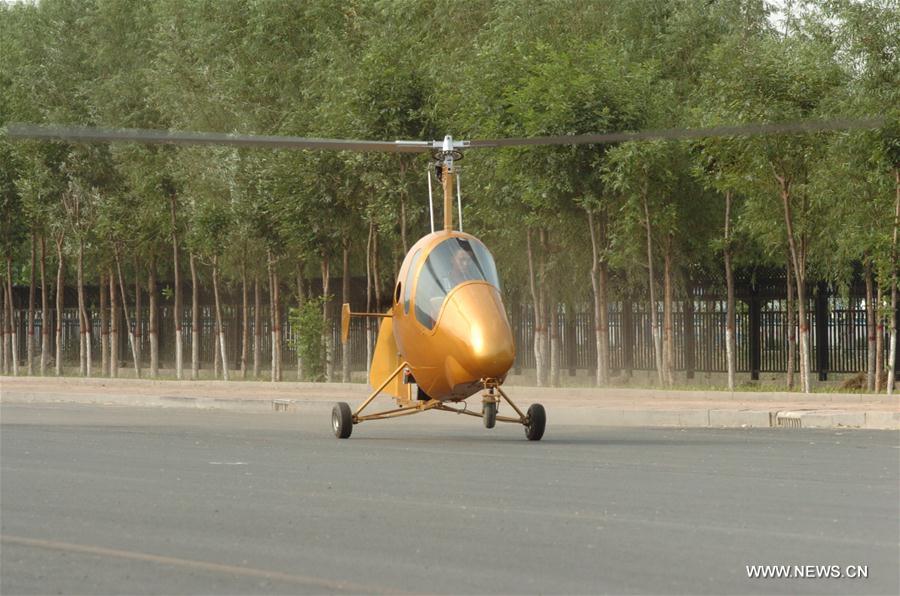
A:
[332,367,546,440]
[436,380,545,440]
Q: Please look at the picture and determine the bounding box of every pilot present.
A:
[446,248,472,289]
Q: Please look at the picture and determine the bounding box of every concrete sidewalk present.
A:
[2,376,898,430]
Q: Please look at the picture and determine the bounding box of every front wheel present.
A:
[483,401,497,429]
[332,402,353,439]
[525,404,546,441]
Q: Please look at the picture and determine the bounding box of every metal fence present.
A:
[507,292,892,379]
[9,305,372,373]
[7,291,896,379]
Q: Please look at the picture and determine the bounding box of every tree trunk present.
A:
[211,254,228,381]
[400,197,408,254]
[76,243,85,375]
[54,236,64,376]
[538,229,550,386]
[133,261,143,378]
[683,274,696,381]
[253,275,261,379]
[865,261,876,392]
[642,191,663,384]
[372,228,382,311]
[296,262,306,380]
[780,188,810,393]
[341,237,351,383]
[189,253,199,380]
[724,191,736,391]
[875,283,884,393]
[786,257,796,390]
[526,230,544,386]
[109,267,118,378]
[5,257,16,376]
[268,259,275,380]
[114,250,139,377]
[587,208,610,386]
[100,271,108,376]
[887,167,899,395]
[40,236,48,375]
[2,268,7,375]
[213,319,220,379]
[2,275,8,374]
[170,195,183,380]
[272,259,282,382]
[27,232,35,374]
[241,263,248,379]
[797,292,810,394]
[888,280,897,396]
[1,273,7,374]
[267,254,277,382]
[365,221,374,377]
[549,302,560,387]
[322,254,333,382]
[399,158,408,252]
[77,240,91,377]
[662,234,675,387]
[148,257,158,378]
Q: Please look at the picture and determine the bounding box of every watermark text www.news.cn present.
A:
[747,564,869,579]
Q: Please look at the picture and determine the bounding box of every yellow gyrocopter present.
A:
[6,117,880,440]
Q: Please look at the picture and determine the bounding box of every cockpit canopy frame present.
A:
[413,236,500,330]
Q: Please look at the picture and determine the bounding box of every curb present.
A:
[2,391,897,430]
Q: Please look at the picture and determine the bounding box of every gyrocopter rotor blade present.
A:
[4,117,884,153]
[3,124,434,153]
[466,117,886,148]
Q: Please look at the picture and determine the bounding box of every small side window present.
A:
[403,249,421,314]
[394,282,402,304]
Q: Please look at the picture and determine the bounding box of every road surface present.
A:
[1,403,897,594]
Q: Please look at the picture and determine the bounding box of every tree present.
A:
[1,0,893,391]
[700,32,845,393]
[0,142,25,376]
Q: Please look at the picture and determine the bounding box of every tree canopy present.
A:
[0,0,897,390]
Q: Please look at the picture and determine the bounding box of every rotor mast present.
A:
[437,135,461,232]
[442,164,454,231]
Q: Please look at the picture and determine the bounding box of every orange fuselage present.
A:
[390,231,515,401]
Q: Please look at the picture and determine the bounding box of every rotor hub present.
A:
[432,135,464,165]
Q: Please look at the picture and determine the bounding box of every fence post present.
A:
[815,282,829,381]
[623,296,633,377]
[749,286,761,381]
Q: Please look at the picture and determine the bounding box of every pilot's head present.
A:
[451,249,468,272]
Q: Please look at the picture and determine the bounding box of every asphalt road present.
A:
[1,403,897,595]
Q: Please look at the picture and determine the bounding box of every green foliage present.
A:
[0,0,895,310]
[288,297,329,382]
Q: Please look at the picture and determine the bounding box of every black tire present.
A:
[483,401,497,429]
[525,404,546,441]
[332,402,353,439]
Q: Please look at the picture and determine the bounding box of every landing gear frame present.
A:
[331,370,546,440]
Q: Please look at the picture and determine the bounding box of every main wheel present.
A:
[483,401,497,429]
[332,402,353,439]
[525,403,546,441]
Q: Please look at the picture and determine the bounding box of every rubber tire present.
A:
[332,402,353,439]
[483,401,497,429]
[525,403,546,441]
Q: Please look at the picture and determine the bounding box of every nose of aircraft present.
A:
[438,282,515,381]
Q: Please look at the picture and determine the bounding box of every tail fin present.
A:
[369,316,407,400]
